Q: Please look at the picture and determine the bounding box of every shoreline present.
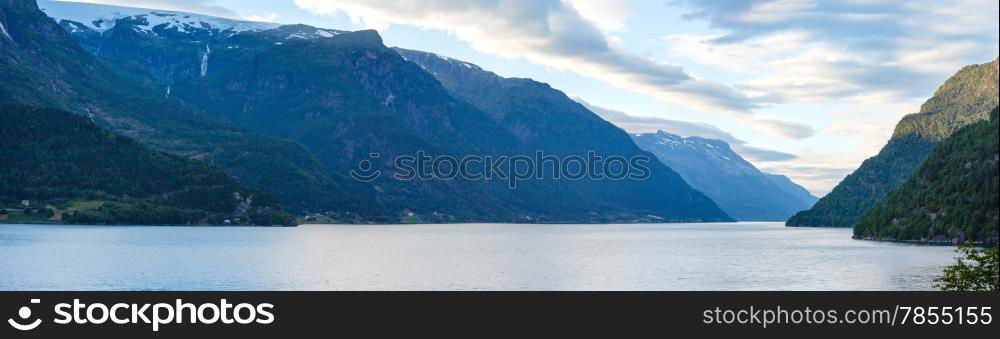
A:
[0,220,788,228]
[853,236,997,248]
[0,221,297,228]
[4,219,750,227]
[6,221,995,248]
[785,225,996,247]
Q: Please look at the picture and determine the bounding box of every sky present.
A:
[55,0,1000,196]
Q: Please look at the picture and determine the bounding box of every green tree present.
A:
[935,244,999,292]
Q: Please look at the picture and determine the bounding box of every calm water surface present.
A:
[0,223,956,291]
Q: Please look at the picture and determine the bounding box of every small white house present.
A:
[21,200,29,207]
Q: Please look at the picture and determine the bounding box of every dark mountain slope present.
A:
[176,29,535,221]
[1,105,291,225]
[395,48,731,221]
[1,0,357,214]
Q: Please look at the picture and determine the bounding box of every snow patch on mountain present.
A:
[40,1,354,42]
[285,28,342,40]
[315,29,337,38]
[39,0,279,34]
[433,53,483,71]
[400,49,485,72]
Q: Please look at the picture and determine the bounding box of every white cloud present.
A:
[562,0,632,31]
[747,116,815,139]
[668,0,998,195]
[737,0,816,23]
[54,0,238,18]
[293,0,813,139]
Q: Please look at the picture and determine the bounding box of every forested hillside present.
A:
[855,108,998,244]
[1,0,359,215]
[1,105,293,225]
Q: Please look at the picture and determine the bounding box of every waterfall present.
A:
[0,20,12,41]
[200,45,211,77]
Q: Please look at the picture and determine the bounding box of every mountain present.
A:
[632,131,817,221]
[41,1,732,223]
[174,28,538,222]
[394,48,732,222]
[854,108,998,245]
[763,173,819,209]
[787,58,999,227]
[1,105,292,225]
[2,0,361,216]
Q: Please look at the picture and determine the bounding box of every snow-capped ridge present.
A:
[649,130,745,163]
[40,1,356,43]
[397,48,485,72]
[39,0,280,35]
[434,53,483,71]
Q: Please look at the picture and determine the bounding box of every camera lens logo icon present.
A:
[350,153,382,182]
[8,299,42,331]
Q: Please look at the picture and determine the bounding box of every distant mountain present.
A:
[787,58,999,227]
[41,1,732,223]
[632,131,816,221]
[2,0,361,216]
[855,108,998,245]
[1,105,292,225]
[763,173,818,209]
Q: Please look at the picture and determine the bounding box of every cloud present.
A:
[737,146,799,162]
[673,0,999,104]
[747,116,815,139]
[244,12,279,23]
[54,0,238,18]
[665,0,998,195]
[293,0,814,139]
[576,99,800,163]
[562,0,632,31]
[679,0,999,41]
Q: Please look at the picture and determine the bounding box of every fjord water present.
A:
[0,223,955,291]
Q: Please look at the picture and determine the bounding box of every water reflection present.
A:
[0,223,956,291]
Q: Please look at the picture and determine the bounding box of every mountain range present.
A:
[2,0,768,224]
[631,131,817,221]
[395,48,736,221]
[2,0,362,219]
